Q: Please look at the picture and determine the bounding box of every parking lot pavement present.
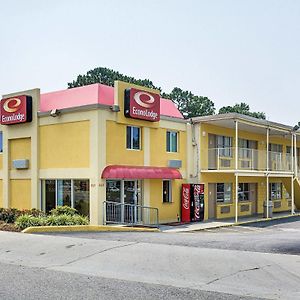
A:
[43,217,300,255]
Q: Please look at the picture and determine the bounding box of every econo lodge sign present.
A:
[124,88,160,122]
[0,95,32,125]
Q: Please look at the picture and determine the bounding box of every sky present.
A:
[0,0,299,125]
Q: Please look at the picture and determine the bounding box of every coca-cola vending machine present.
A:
[181,184,205,222]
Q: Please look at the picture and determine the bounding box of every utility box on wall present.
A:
[13,159,29,170]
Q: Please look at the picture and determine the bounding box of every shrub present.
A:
[0,208,45,223]
[15,215,46,230]
[45,214,89,226]
[50,206,78,216]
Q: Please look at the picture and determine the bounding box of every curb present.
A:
[22,225,160,234]
[192,213,300,232]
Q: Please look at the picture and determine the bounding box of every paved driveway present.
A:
[44,217,300,255]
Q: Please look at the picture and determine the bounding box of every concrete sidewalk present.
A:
[160,212,300,233]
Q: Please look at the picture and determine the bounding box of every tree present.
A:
[219,102,266,119]
[68,67,161,91]
[162,88,215,118]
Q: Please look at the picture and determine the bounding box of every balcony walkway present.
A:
[160,211,300,233]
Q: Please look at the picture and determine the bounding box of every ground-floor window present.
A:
[163,180,172,203]
[216,183,232,203]
[269,183,282,200]
[42,179,90,216]
[238,183,250,201]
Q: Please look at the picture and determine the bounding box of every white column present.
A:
[266,175,269,218]
[291,175,295,215]
[235,174,238,223]
[266,128,269,218]
[291,134,295,215]
[294,134,298,177]
[235,121,239,171]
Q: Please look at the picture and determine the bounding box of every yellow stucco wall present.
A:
[9,138,31,169]
[149,179,182,223]
[39,121,90,169]
[0,154,2,169]
[10,179,31,209]
[106,120,144,166]
[150,128,186,168]
[0,180,2,207]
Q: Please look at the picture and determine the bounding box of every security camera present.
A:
[50,109,60,117]
[293,125,300,131]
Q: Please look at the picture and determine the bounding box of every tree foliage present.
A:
[68,67,161,91]
[162,88,215,118]
[219,102,266,119]
[68,67,265,119]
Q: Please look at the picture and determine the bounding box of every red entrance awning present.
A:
[101,165,182,179]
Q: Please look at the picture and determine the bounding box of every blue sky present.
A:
[1,0,299,125]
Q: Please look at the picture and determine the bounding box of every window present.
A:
[269,144,283,153]
[238,183,250,201]
[166,131,178,152]
[42,179,90,216]
[269,183,282,200]
[126,126,141,150]
[163,180,172,203]
[217,136,232,157]
[0,131,2,152]
[216,183,232,203]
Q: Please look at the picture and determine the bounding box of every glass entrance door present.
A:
[106,180,142,224]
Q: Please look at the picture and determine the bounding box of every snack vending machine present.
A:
[181,184,205,222]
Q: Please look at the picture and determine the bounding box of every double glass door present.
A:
[106,180,142,224]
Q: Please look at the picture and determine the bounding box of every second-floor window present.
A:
[126,126,141,150]
[166,131,178,152]
[217,136,232,157]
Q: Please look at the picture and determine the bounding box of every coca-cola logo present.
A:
[182,187,190,210]
[133,91,155,109]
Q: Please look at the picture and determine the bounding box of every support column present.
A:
[235,120,239,223]
[235,120,238,171]
[291,175,295,215]
[235,174,238,223]
[266,128,270,218]
[291,134,294,215]
[266,175,269,218]
[294,134,298,177]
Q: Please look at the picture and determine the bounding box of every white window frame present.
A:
[162,180,172,203]
[166,130,178,153]
[126,126,141,150]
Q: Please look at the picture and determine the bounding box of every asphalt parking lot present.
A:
[43,216,300,255]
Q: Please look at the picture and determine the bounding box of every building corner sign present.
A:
[124,88,160,122]
[0,95,32,125]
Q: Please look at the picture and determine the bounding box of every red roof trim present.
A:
[101,165,182,179]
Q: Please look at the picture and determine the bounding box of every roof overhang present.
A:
[191,113,300,138]
[101,165,182,179]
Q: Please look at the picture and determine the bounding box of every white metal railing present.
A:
[103,201,159,227]
[206,147,293,172]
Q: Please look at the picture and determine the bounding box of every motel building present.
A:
[0,81,299,226]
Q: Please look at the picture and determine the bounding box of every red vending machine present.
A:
[181,184,204,222]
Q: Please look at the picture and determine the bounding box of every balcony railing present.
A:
[203,147,293,172]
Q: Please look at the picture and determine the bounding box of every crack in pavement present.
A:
[204,264,272,286]
[44,241,139,270]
